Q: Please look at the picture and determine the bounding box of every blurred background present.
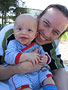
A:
[0,0,68,29]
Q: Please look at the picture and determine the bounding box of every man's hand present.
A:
[27,53,40,65]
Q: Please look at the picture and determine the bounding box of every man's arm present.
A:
[0,61,43,81]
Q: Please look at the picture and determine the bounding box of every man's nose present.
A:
[44,27,52,37]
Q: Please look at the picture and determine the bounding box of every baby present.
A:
[5,14,57,90]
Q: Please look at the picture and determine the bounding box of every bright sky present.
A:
[23,0,68,10]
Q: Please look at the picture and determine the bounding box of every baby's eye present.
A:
[28,29,32,32]
[18,28,22,31]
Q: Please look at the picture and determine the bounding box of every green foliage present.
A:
[0,0,18,26]
[13,7,30,20]
[0,0,18,12]
[59,31,68,40]
[0,0,30,27]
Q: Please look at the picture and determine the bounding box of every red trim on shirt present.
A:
[21,42,35,52]
[16,85,29,90]
[20,85,29,89]
[46,74,53,78]
[24,44,28,47]
[11,77,16,89]
[46,54,51,64]
[15,52,22,64]
[15,42,35,64]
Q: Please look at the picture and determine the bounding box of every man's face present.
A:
[36,8,68,45]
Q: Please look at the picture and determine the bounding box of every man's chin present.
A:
[36,40,46,45]
[36,39,52,45]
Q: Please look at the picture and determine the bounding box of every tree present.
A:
[0,0,18,27]
[13,7,29,20]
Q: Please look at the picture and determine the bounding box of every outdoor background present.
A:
[0,0,68,65]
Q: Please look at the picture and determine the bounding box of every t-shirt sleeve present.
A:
[5,40,22,64]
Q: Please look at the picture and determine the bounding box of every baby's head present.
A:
[14,14,37,44]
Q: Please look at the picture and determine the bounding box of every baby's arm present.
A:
[5,40,40,65]
[5,40,20,64]
[5,40,41,65]
[19,52,40,65]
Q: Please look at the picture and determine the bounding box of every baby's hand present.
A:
[39,54,48,65]
[27,52,40,65]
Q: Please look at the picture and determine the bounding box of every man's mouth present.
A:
[39,32,50,41]
[40,34,45,40]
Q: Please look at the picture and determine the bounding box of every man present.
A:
[36,4,68,90]
[0,4,68,90]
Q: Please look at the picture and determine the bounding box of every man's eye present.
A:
[44,21,48,24]
[53,30,59,36]
[43,21,50,27]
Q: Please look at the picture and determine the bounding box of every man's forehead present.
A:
[46,8,62,15]
[43,8,68,21]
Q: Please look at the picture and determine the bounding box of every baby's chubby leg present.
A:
[43,76,55,85]
[43,77,57,90]
[39,68,57,90]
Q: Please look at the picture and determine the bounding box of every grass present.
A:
[59,31,68,40]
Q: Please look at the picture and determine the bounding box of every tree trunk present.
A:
[4,11,6,24]
[2,11,4,28]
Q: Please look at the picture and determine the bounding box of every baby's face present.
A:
[14,15,37,44]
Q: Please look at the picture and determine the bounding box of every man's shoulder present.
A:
[52,40,59,48]
[0,24,14,42]
[0,24,14,56]
[0,24,14,35]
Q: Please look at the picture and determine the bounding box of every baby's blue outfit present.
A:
[5,39,52,90]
